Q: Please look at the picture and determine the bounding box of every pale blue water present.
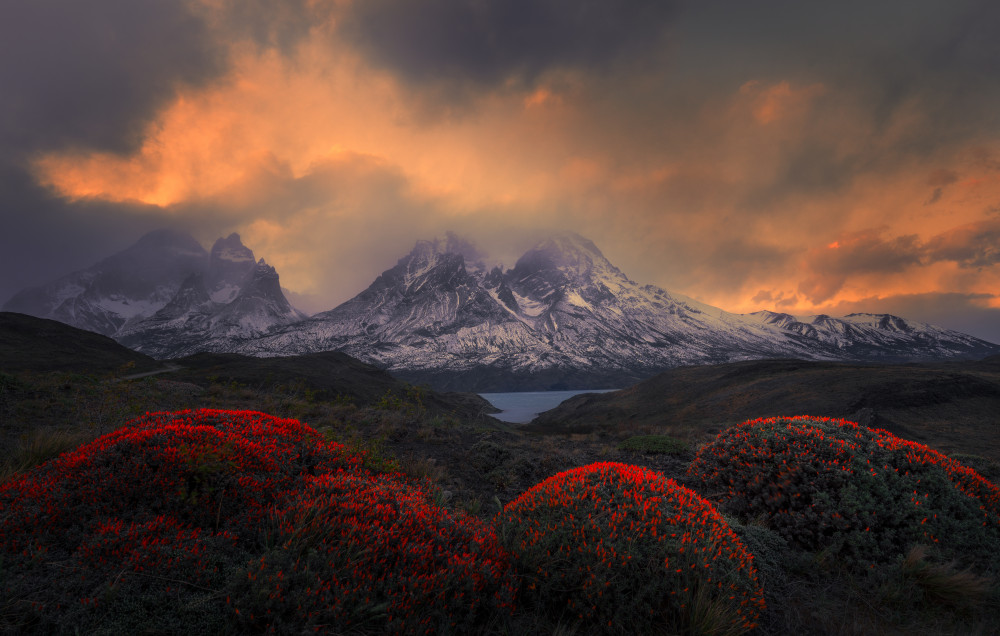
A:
[479,389,618,424]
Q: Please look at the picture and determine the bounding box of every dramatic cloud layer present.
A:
[339,0,678,86]
[3,0,999,343]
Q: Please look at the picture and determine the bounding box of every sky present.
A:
[3,0,1000,344]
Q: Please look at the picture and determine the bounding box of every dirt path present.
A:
[116,362,183,381]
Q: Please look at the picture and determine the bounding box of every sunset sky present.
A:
[3,0,999,343]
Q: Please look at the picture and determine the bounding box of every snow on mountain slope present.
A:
[117,258,306,358]
[232,232,1000,390]
[3,230,306,350]
[2,229,208,336]
[15,227,994,389]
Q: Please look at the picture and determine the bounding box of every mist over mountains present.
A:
[3,229,305,346]
[5,229,999,392]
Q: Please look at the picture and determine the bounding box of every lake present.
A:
[478,389,619,424]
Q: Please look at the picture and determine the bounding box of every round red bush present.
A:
[686,416,1000,570]
[496,462,764,635]
[0,409,363,633]
[232,469,517,635]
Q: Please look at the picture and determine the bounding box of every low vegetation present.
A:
[687,416,1000,573]
[496,462,764,635]
[1,371,998,635]
[617,434,689,455]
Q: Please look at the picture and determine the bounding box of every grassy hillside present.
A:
[0,312,162,374]
[528,358,1000,465]
[1,373,998,634]
[1,318,998,634]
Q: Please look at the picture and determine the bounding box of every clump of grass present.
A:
[0,427,91,483]
[496,462,764,635]
[617,434,689,456]
[898,545,992,611]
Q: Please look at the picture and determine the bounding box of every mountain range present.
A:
[3,229,305,346]
[5,230,1000,391]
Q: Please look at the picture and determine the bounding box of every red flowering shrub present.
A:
[496,462,764,635]
[1,409,361,551]
[0,409,363,633]
[687,416,1000,571]
[231,469,517,635]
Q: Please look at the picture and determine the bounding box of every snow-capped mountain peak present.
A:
[208,233,257,303]
[17,229,996,389]
[5,229,307,352]
[235,232,999,390]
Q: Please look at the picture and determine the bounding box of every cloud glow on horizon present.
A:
[5,0,1000,341]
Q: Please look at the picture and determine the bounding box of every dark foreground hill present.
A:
[0,314,496,449]
[0,312,162,374]
[529,357,1000,463]
[167,351,496,420]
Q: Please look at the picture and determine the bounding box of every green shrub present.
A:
[686,416,1000,573]
[496,462,764,635]
[617,434,689,455]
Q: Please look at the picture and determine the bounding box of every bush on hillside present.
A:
[1,409,519,634]
[231,470,517,634]
[686,416,1000,572]
[0,409,363,633]
[496,462,764,635]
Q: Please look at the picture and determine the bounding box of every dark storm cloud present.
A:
[798,219,1000,305]
[0,165,189,303]
[850,0,1000,147]
[924,218,1000,268]
[676,0,1000,214]
[0,0,328,306]
[798,231,924,303]
[0,0,230,305]
[924,170,958,205]
[337,0,679,87]
[205,0,330,53]
[0,0,226,158]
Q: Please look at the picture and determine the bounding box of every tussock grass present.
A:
[900,545,992,611]
[0,427,92,483]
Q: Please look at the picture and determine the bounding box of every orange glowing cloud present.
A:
[31,37,593,217]
[738,80,827,125]
[23,23,1000,329]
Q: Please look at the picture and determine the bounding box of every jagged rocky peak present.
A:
[407,232,485,268]
[508,232,632,305]
[751,310,799,325]
[208,233,256,300]
[513,233,625,279]
[151,273,213,320]
[109,229,208,276]
[844,313,915,332]
[438,231,486,267]
[236,258,284,301]
[211,233,255,264]
[386,232,487,293]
